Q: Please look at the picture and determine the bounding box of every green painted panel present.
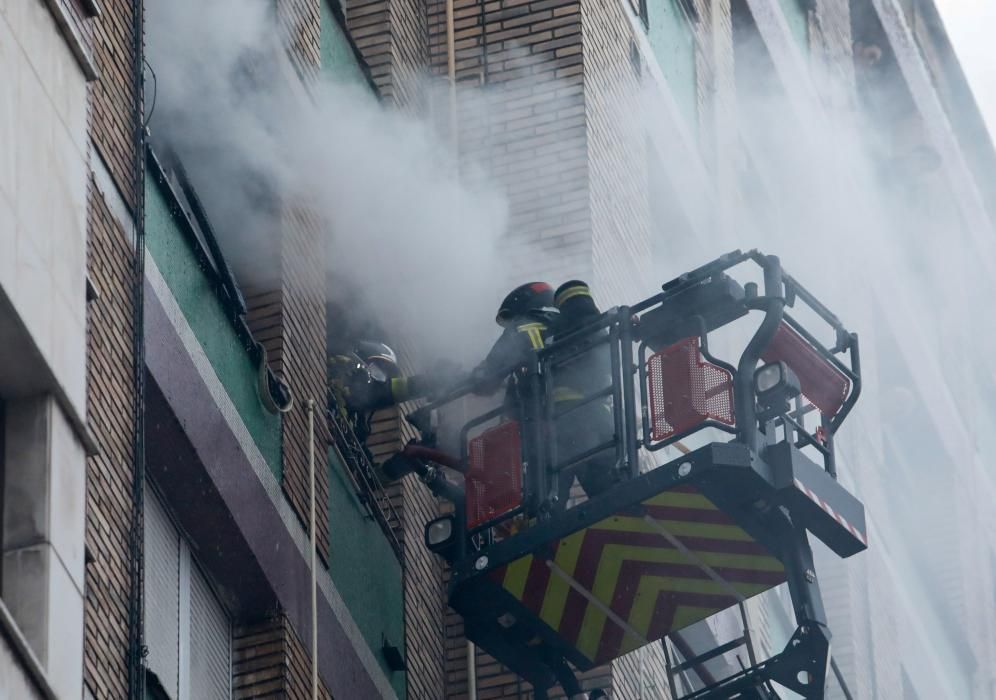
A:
[645,0,697,130]
[327,450,406,698]
[779,0,808,51]
[320,1,369,86]
[145,174,283,479]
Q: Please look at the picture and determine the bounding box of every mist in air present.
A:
[145,0,511,366]
[144,0,995,694]
[633,6,996,696]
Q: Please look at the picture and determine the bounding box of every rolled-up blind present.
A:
[144,489,180,696]
[189,560,231,699]
[144,486,231,699]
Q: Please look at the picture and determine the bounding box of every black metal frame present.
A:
[409,250,865,698]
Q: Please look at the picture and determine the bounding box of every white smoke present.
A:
[144,0,996,690]
[934,0,996,135]
[145,0,510,365]
[635,3,996,693]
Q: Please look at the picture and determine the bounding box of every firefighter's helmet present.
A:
[496,282,555,326]
[554,279,600,323]
[354,340,400,381]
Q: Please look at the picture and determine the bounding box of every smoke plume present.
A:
[146,0,509,365]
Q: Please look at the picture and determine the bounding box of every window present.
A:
[144,486,231,699]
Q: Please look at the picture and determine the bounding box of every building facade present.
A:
[1,1,994,700]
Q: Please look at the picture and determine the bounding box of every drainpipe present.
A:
[127,0,147,698]
[307,400,319,700]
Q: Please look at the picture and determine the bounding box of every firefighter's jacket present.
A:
[472,310,557,409]
[472,308,608,410]
[328,355,424,444]
[549,309,611,404]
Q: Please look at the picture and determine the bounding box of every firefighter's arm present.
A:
[344,375,394,411]
[470,328,532,394]
[388,376,423,404]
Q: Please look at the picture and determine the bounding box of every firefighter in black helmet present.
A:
[551,280,615,503]
[469,281,559,404]
[468,280,615,507]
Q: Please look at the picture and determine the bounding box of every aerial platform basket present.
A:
[405,250,866,699]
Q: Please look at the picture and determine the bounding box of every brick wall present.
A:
[233,615,334,699]
[85,171,135,700]
[277,205,333,566]
[232,0,334,577]
[367,404,448,700]
[83,0,139,697]
[90,1,138,209]
[584,0,658,690]
[347,0,429,109]
[581,0,652,304]
[280,0,323,79]
[428,0,592,287]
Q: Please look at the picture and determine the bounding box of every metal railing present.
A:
[325,398,405,562]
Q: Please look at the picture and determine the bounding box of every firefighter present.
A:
[468,281,614,508]
[550,280,616,504]
[328,340,431,443]
[468,281,559,405]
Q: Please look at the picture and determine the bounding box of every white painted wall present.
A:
[0,631,45,700]
[0,0,89,414]
[0,3,90,700]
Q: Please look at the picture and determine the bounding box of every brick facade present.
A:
[90,1,139,210]
[277,205,333,567]
[420,0,655,692]
[367,405,448,700]
[581,0,652,304]
[242,2,335,576]
[347,0,429,108]
[83,0,140,697]
[428,0,591,287]
[85,172,136,700]
[280,0,323,79]
[233,615,334,699]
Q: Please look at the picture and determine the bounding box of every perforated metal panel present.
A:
[144,489,180,696]
[647,336,735,441]
[466,421,523,529]
[189,562,232,700]
[761,322,850,417]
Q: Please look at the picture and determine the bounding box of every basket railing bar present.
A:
[735,255,785,453]
[549,385,614,420]
[831,333,862,434]
[644,420,738,453]
[638,341,655,449]
[618,307,641,478]
[547,439,618,477]
[780,312,858,381]
[781,270,845,331]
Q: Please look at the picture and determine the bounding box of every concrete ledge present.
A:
[41,0,98,82]
[0,289,99,456]
[0,600,57,700]
[143,254,398,700]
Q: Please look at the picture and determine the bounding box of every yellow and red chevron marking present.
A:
[490,485,786,665]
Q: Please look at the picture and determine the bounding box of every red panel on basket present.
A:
[761,322,850,417]
[466,421,524,529]
[647,337,735,441]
